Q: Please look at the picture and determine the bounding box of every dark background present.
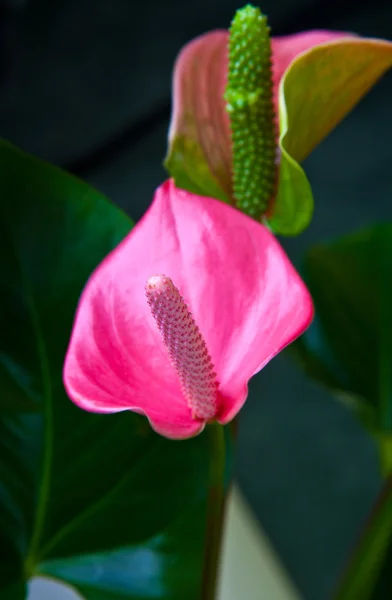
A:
[0,1,390,598]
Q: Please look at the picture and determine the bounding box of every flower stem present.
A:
[201,422,226,600]
[378,433,392,479]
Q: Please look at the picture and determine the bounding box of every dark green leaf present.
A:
[0,141,232,599]
[291,223,392,436]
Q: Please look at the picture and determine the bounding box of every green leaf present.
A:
[270,37,392,234]
[294,224,392,597]
[291,223,392,438]
[0,581,26,600]
[0,141,232,599]
[37,492,208,600]
[334,474,392,600]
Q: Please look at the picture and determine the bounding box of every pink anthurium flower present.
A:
[63,180,313,440]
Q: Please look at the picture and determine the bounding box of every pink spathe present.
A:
[63,180,313,439]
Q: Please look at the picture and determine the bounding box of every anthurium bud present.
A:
[225,5,277,219]
[166,5,392,236]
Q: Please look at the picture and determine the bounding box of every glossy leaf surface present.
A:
[0,141,231,599]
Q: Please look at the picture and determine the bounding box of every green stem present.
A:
[333,475,392,600]
[201,423,226,600]
[377,227,392,478]
[378,433,392,479]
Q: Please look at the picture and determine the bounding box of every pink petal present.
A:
[64,180,313,439]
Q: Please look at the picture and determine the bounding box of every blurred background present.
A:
[0,0,390,598]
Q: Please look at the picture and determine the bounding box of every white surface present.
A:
[28,578,82,600]
[217,487,302,600]
[28,486,302,600]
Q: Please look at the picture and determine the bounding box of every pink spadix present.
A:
[146,274,218,421]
